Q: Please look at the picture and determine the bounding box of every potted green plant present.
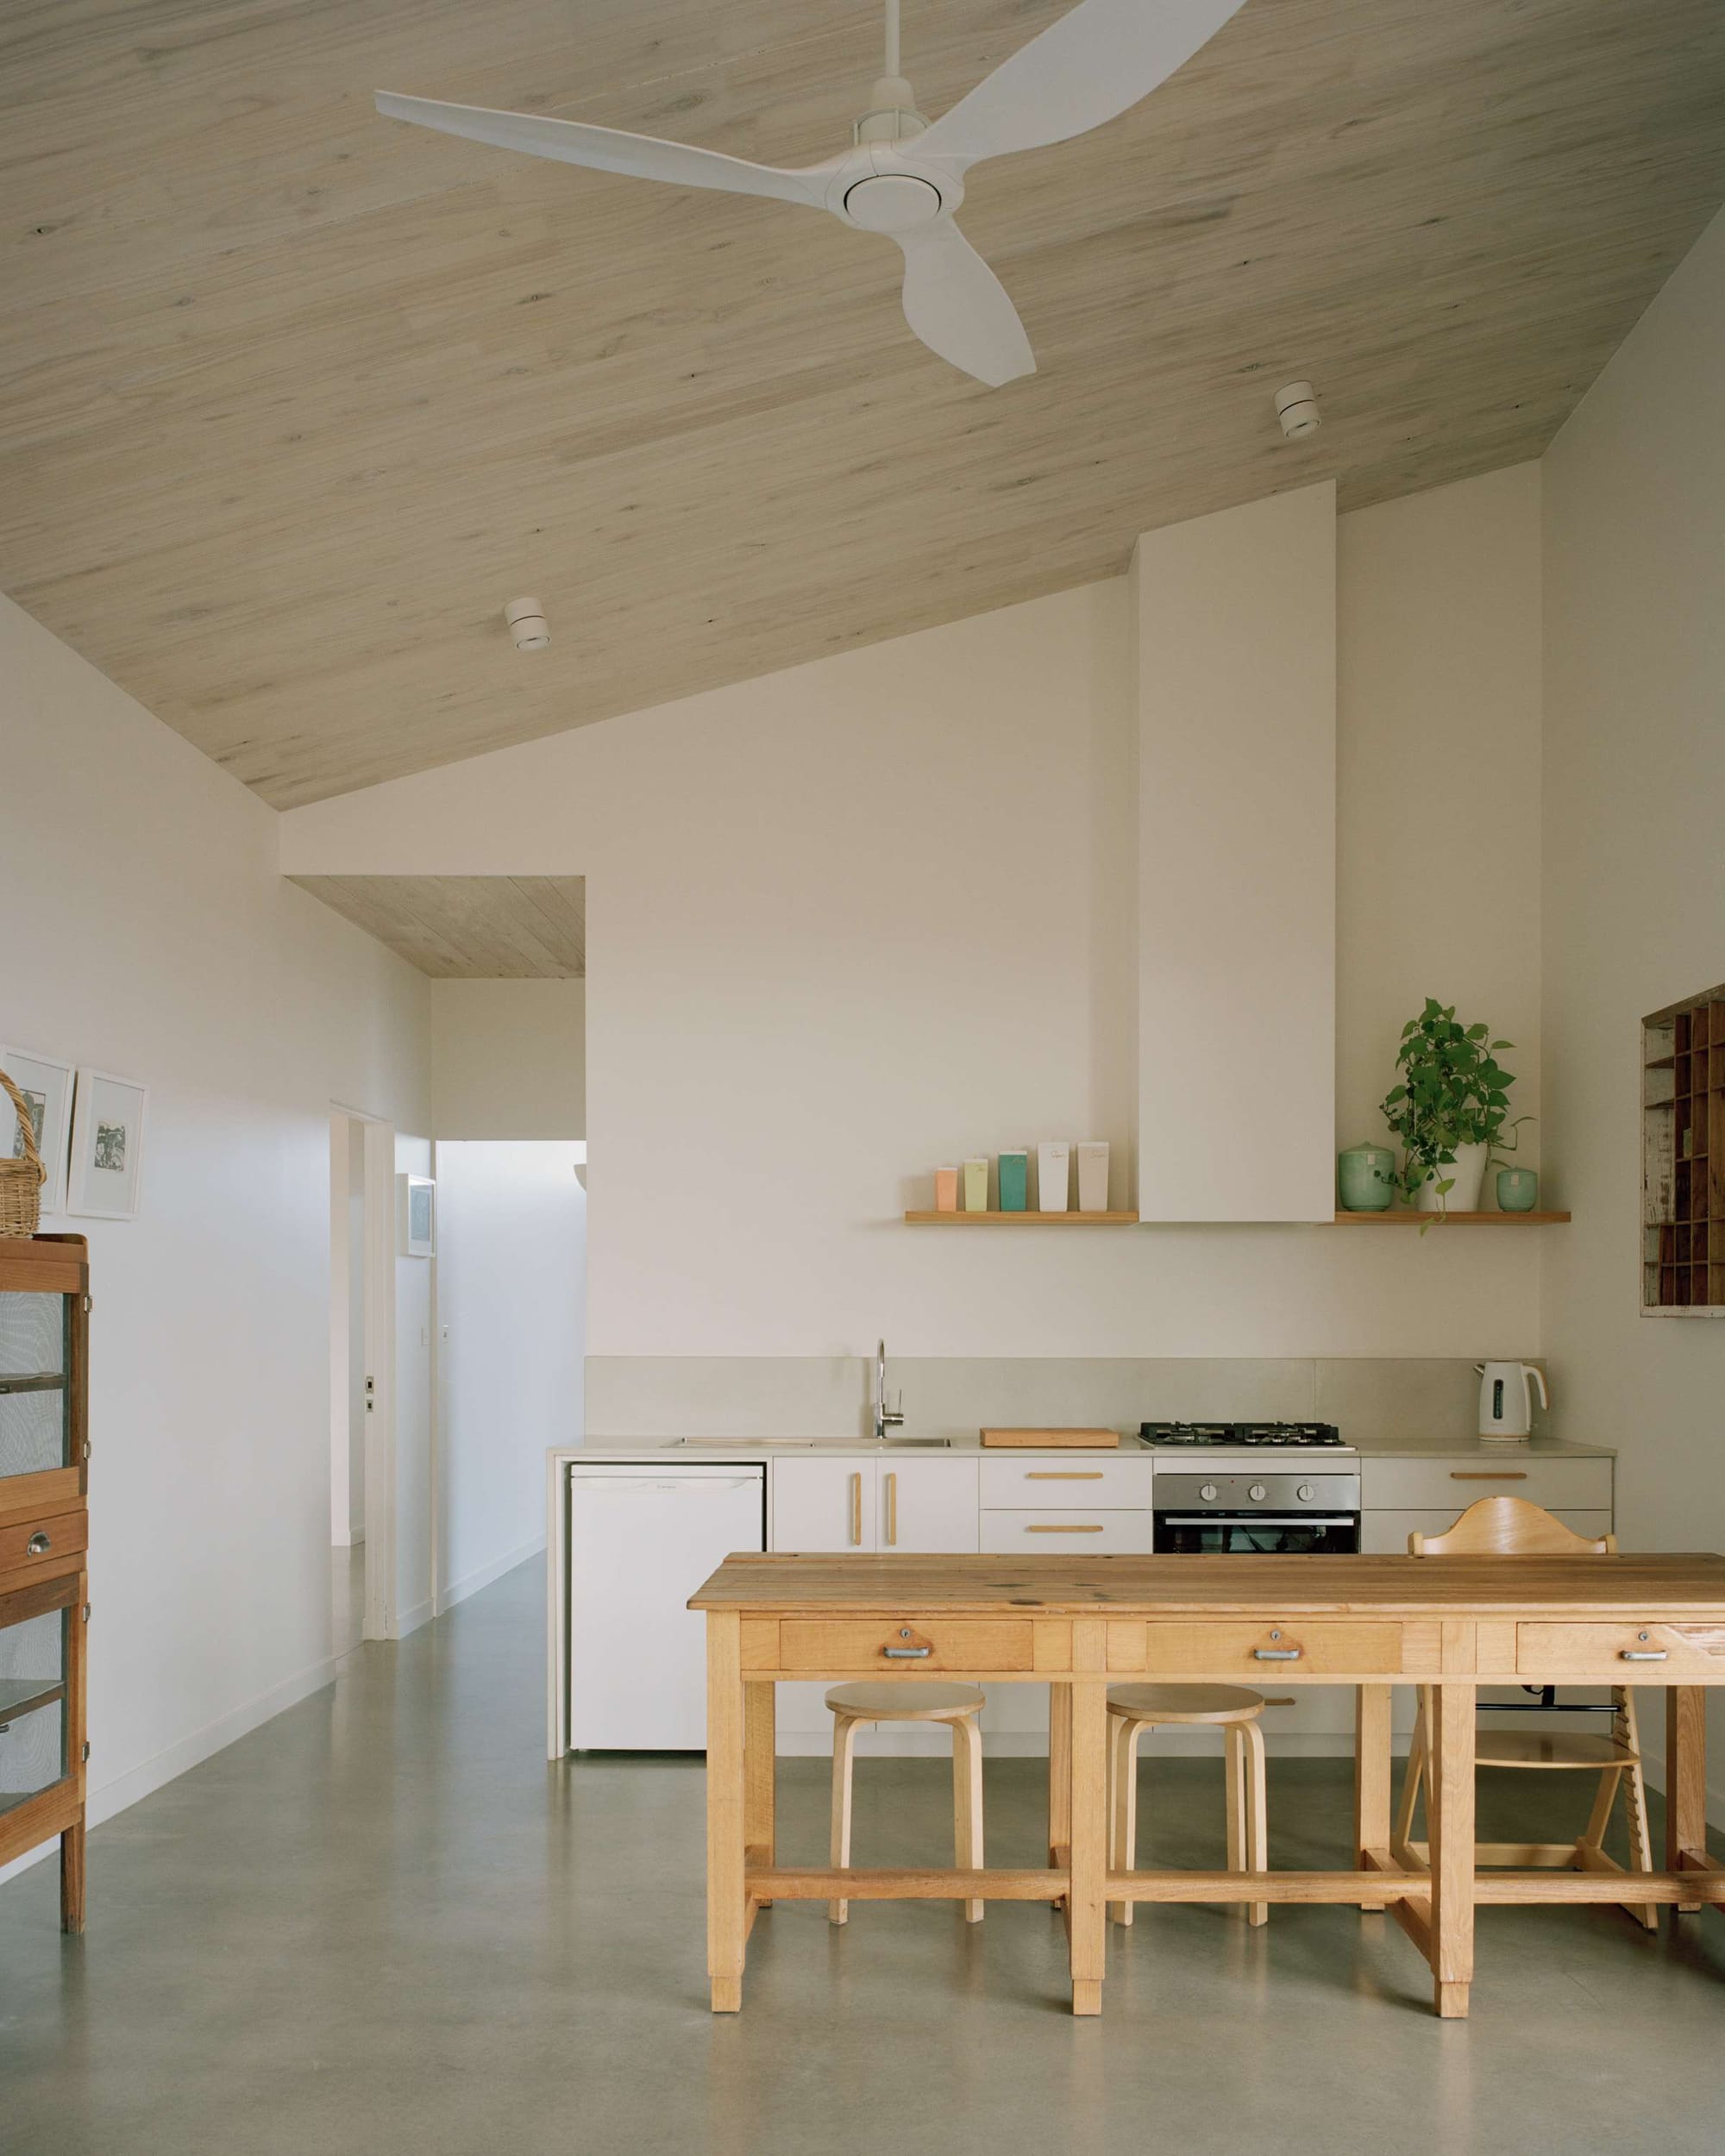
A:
[1379,999,1530,1217]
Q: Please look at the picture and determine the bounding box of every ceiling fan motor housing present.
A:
[852,74,928,146]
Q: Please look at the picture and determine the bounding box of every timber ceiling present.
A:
[4,1,1725,806]
[288,874,587,976]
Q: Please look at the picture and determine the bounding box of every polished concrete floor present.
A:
[3,1560,1722,2156]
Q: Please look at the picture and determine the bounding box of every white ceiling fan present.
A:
[377,0,1245,387]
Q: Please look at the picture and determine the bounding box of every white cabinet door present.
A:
[770,1456,875,1552]
[881,1458,980,1552]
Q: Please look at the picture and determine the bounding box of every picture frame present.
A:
[0,1046,76,1215]
[67,1068,148,1221]
[398,1173,436,1258]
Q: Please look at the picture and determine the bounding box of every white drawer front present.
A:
[979,1507,1155,1554]
[979,1457,1154,1507]
[1361,1455,1611,1514]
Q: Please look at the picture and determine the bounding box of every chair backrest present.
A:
[1408,1495,1616,1558]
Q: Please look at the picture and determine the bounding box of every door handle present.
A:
[26,1532,51,1556]
[1025,1471,1104,1481]
[1451,1471,1527,1481]
[883,1645,932,1658]
[1620,1650,1668,1662]
[1025,1523,1105,1533]
[885,1471,897,1547]
[849,1472,862,1547]
[1253,1647,1302,1660]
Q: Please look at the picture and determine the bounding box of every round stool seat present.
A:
[1107,1683,1264,1726]
[1475,1729,1638,1771]
[825,1681,984,1720]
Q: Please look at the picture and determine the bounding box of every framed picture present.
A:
[67,1069,148,1220]
[398,1174,436,1257]
[0,1047,75,1215]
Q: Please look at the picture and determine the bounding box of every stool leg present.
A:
[1108,1716,1128,1924]
[1225,1724,1247,1917]
[829,1713,861,1925]
[952,1712,985,1922]
[1118,1720,1145,1927]
[1243,1717,1269,1927]
[1394,1695,1427,1860]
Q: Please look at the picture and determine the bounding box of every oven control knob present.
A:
[1297,1482,1314,1501]
[1199,1482,1218,1502]
[1248,1482,1266,1502]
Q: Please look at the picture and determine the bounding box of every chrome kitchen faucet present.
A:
[874,1338,904,1441]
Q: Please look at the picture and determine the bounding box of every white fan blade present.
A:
[375,91,829,208]
[894,222,1035,386]
[915,0,1248,167]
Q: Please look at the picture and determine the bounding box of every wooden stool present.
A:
[1107,1684,1268,1927]
[826,1683,986,1924]
[1396,1497,1657,1930]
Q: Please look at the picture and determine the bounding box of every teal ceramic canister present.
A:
[998,1150,1029,1213]
[1496,1167,1539,1213]
[1337,1144,1396,1213]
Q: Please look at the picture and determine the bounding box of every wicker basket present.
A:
[0,1066,47,1238]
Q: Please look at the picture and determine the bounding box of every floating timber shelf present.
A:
[904,1210,1139,1225]
[1333,1210,1571,1226]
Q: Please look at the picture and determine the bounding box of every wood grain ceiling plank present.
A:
[287,874,586,976]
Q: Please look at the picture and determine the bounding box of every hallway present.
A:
[3,1562,1723,2156]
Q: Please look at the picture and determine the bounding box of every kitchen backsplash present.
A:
[584,1357,1511,1444]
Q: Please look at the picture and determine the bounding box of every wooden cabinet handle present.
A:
[1451,1471,1527,1481]
[1025,1523,1105,1533]
[885,1471,897,1547]
[849,1472,862,1547]
[1026,1471,1104,1480]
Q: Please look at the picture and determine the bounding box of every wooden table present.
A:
[689,1552,1725,2017]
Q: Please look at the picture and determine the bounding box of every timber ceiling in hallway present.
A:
[4,1,1725,808]
[290,875,586,978]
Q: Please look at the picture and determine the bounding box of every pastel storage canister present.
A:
[1496,1167,1539,1213]
[963,1158,989,1212]
[1037,1142,1070,1213]
[1076,1141,1110,1213]
[998,1150,1029,1212]
[933,1166,959,1213]
[1337,1144,1396,1213]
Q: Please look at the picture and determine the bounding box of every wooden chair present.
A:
[825,1683,985,1925]
[1107,1684,1269,1927]
[1394,1496,1655,1928]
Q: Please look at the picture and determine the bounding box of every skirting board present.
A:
[437,1534,545,1618]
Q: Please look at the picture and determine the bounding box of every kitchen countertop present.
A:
[557,1432,1613,1460]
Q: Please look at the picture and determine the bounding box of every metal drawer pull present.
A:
[1253,1646,1302,1660]
[849,1472,862,1547]
[1025,1523,1105,1533]
[1620,1649,1667,1661]
[883,1645,932,1658]
[1026,1471,1104,1481]
[1451,1471,1527,1481]
[26,1532,51,1555]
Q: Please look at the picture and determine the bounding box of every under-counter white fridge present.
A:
[567,1462,766,1749]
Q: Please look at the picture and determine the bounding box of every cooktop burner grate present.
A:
[1139,1420,1346,1448]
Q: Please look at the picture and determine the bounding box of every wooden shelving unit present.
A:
[1333,1209,1570,1227]
[1643,985,1725,1314]
[904,1210,1138,1225]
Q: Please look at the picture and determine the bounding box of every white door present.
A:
[880,1458,980,1552]
[771,1456,875,1551]
[568,1468,765,1749]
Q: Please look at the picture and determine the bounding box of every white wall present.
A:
[1540,205,1725,1793]
[283,473,1546,1370]
[436,1143,586,1608]
[0,594,429,1839]
[431,980,585,1140]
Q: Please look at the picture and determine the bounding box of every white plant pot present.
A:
[1414,1142,1489,1213]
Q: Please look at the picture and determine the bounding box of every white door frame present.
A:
[360,1116,398,1640]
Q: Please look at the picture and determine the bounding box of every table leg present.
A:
[60,1821,85,1935]
[706,1612,747,2013]
[1427,1682,1475,2019]
[1068,1626,1109,2016]
[1666,1686,1708,1914]
[1354,1684,1393,1913]
[745,1679,775,1908]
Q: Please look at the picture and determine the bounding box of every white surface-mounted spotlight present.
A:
[1274,381,1320,440]
[505,595,549,651]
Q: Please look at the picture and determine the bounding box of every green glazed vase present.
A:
[1496,1167,1539,1213]
[1338,1144,1396,1212]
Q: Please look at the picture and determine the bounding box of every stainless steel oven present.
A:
[1152,1470,1361,1556]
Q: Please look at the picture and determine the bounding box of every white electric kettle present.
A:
[1476,1360,1548,1440]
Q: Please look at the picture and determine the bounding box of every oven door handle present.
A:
[1156,1516,1359,1528]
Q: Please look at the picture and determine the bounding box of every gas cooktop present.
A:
[1139,1421,1348,1451]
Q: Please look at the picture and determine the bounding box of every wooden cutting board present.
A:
[980,1426,1121,1449]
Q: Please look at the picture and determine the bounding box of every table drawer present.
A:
[1362,1456,1611,1513]
[1114,1620,1406,1678]
[775,1618,1036,1673]
[1517,1622,1725,1681]
[979,1508,1155,1554]
[0,1506,87,1580]
[980,1457,1153,1507]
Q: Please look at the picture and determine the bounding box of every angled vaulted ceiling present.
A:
[289,875,586,978]
[4,1,1725,807]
